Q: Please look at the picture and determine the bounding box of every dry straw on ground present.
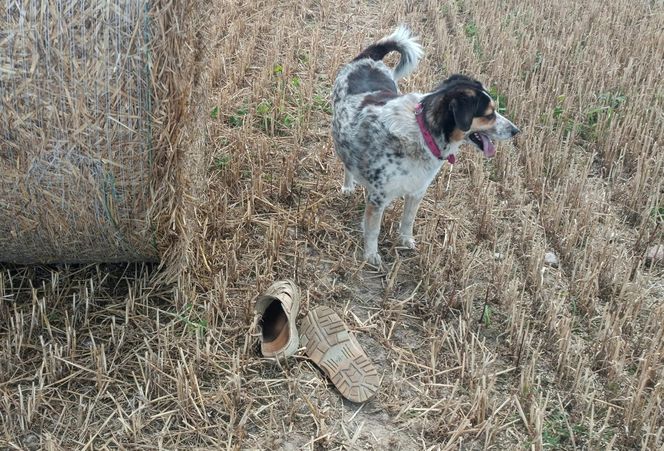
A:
[1,0,664,449]
[0,0,201,266]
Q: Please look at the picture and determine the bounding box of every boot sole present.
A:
[300,306,379,403]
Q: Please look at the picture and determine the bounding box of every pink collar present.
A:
[415,103,455,164]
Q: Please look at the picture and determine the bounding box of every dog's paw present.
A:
[400,236,416,249]
[364,251,382,266]
[341,185,355,195]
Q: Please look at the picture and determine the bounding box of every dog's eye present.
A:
[484,112,496,120]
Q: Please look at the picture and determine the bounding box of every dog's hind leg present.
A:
[399,192,425,249]
[341,167,356,195]
[362,193,386,266]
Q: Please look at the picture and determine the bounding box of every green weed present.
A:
[546,91,625,144]
[481,304,492,327]
[255,99,296,133]
[228,106,248,127]
[464,20,482,57]
[175,303,208,335]
[252,62,307,135]
[464,21,478,39]
[213,154,231,170]
[281,113,295,128]
[576,92,625,142]
[542,410,572,448]
[313,93,332,114]
[551,95,566,120]
[488,86,508,115]
[533,50,543,72]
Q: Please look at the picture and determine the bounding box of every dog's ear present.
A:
[450,95,477,132]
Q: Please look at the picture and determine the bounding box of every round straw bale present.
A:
[0,0,192,264]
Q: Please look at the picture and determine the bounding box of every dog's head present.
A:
[421,75,519,157]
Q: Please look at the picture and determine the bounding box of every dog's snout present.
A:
[495,113,520,139]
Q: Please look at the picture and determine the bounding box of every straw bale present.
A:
[0,0,196,265]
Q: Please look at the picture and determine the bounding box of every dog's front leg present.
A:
[341,167,356,195]
[399,193,425,249]
[362,198,386,266]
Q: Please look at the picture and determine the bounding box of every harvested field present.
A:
[1,0,663,449]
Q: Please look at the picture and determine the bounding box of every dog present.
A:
[332,26,520,265]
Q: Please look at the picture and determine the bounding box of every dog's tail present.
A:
[353,26,423,81]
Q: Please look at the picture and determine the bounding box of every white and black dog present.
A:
[332,26,520,265]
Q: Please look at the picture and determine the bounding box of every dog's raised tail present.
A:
[353,26,423,81]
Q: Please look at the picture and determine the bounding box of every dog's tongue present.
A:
[481,134,496,158]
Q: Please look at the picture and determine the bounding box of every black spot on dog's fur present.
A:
[360,90,400,108]
[367,191,386,207]
[369,166,384,183]
[347,65,398,96]
[385,135,404,158]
